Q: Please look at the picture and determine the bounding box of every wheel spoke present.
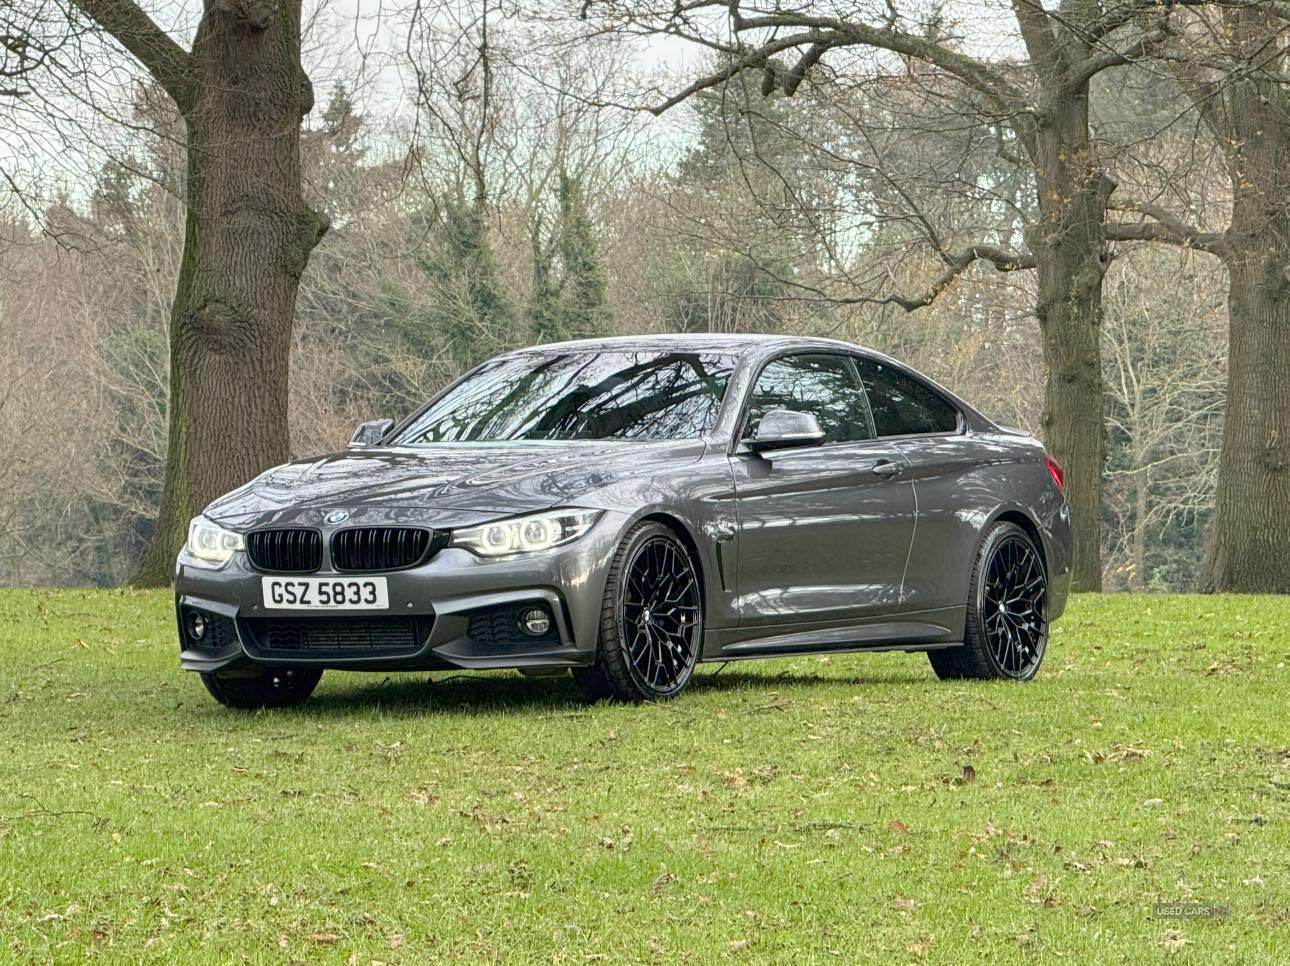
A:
[981,535,1047,678]
[620,534,701,693]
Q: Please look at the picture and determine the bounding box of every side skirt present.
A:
[702,606,966,661]
[699,638,963,663]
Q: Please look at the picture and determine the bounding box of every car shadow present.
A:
[281,664,931,719]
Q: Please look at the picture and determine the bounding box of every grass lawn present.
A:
[0,591,1287,963]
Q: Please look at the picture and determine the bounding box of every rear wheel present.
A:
[200,666,323,709]
[573,521,703,702]
[929,521,1048,682]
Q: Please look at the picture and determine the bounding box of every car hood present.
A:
[204,439,707,530]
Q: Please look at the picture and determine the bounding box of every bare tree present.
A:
[584,0,1221,591]
[5,0,331,584]
[1107,5,1290,591]
[1101,248,1225,590]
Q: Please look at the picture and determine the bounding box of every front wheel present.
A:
[200,666,323,709]
[929,521,1048,682]
[573,521,703,702]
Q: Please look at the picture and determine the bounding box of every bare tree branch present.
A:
[70,0,191,106]
[1009,0,1061,68]
[1107,200,1231,258]
[1067,21,1174,90]
[885,244,1037,312]
[721,3,1029,111]
[648,30,826,115]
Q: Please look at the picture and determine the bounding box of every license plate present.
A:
[261,576,388,610]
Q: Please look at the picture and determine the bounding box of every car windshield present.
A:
[392,350,737,444]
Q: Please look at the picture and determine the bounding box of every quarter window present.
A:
[854,358,959,437]
[744,354,874,444]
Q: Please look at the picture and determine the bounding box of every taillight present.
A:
[1044,453,1066,493]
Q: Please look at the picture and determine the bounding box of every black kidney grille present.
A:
[331,527,438,571]
[242,616,428,655]
[246,529,322,573]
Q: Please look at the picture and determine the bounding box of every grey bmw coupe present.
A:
[176,334,1071,708]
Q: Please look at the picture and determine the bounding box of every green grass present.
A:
[0,592,1287,963]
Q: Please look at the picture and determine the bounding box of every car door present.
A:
[729,352,917,627]
[851,356,979,612]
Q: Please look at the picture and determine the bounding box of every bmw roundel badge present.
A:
[324,509,350,525]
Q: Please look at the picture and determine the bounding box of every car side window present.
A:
[854,358,960,437]
[744,353,875,444]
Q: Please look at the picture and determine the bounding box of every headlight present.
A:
[451,509,602,558]
[185,516,245,567]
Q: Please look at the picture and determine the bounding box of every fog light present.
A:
[519,607,551,637]
[187,610,207,641]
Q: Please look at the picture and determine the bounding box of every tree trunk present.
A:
[1199,14,1290,594]
[132,0,325,585]
[1028,96,1110,593]
[1207,255,1290,592]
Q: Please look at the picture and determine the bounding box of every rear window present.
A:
[854,358,959,437]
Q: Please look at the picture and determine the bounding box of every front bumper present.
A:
[176,512,626,674]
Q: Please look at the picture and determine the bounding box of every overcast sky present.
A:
[1,0,1027,209]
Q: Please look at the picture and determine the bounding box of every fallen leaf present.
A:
[1161,929,1187,953]
[887,819,909,834]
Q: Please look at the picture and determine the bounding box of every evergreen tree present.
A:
[526,170,611,343]
[660,73,822,334]
[527,213,563,343]
[390,198,519,373]
[553,171,610,338]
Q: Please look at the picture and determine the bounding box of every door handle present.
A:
[872,459,904,478]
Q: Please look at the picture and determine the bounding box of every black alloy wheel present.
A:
[573,521,703,701]
[929,521,1048,682]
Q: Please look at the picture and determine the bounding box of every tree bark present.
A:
[132,0,325,585]
[1028,93,1110,593]
[1207,252,1290,592]
[1198,9,1290,593]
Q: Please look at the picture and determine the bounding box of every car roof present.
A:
[507,332,872,358]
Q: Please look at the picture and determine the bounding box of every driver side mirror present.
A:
[744,409,825,453]
[348,418,394,449]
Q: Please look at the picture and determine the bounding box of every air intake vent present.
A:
[331,527,439,572]
[246,529,322,573]
[242,616,430,656]
[468,603,560,648]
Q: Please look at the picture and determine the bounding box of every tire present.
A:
[200,666,323,709]
[572,521,703,702]
[929,521,1048,682]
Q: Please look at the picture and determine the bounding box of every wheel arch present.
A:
[637,511,709,617]
[985,507,1048,573]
